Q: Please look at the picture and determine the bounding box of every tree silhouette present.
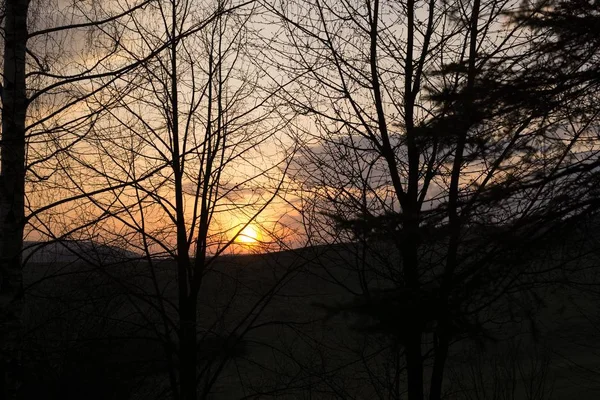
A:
[1,1,170,396]
[43,0,294,398]
[262,0,600,398]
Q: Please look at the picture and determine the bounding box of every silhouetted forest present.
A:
[1,0,600,399]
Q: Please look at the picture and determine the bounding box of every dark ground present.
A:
[19,234,600,399]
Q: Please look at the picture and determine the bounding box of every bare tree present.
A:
[260,0,600,398]
[37,0,297,398]
[0,0,187,396]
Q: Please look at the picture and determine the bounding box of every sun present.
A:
[236,225,260,244]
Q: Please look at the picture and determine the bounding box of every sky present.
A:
[17,0,600,258]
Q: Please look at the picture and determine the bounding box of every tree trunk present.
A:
[429,331,450,400]
[179,297,198,400]
[405,329,424,400]
[0,0,29,398]
[402,206,423,400]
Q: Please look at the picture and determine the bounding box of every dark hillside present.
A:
[18,223,600,399]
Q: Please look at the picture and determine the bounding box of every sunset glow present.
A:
[236,225,260,244]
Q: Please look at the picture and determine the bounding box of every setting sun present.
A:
[236,225,260,244]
